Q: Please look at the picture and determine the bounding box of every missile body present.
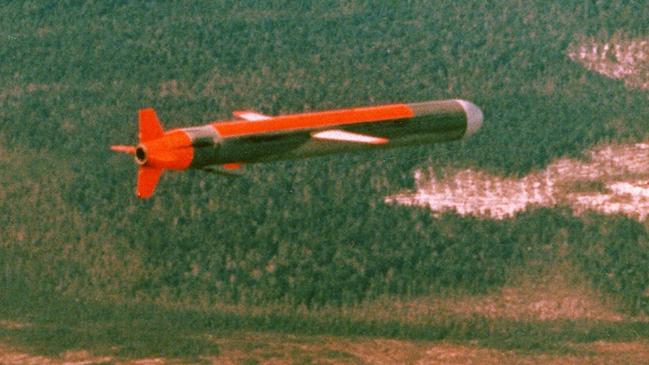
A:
[203,99,480,165]
[113,99,483,198]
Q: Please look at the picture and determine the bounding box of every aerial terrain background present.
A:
[1,1,649,363]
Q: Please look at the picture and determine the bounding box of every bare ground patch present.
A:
[393,265,633,323]
[213,335,649,365]
[386,141,649,221]
[568,34,649,90]
[2,338,649,365]
[0,345,111,365]
[0,321,30,330]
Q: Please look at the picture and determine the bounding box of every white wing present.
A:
[311,129,389,144]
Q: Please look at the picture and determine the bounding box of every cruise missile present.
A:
[111,99,483,198]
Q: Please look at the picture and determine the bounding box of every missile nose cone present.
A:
[455,99,483,138]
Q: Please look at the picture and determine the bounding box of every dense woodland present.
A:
[1,0,649,321]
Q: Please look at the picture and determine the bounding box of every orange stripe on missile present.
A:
[213,104,414,138]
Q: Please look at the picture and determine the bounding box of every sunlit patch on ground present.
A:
[568,34,649,90]
[0,321,30,330]
[386,142,649,220]
[0,346,112,365]
[210,332,649,365]
[395,266,634,323]
[2,338,648,365]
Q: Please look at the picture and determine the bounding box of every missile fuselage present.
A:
[115,99,483,198]
[136,99,482,170]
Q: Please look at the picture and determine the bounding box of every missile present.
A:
[111,99,483,198]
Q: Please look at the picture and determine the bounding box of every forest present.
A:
[1,0,649,360]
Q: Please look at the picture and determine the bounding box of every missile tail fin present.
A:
[138,108,165,142]
[136,166,163,199]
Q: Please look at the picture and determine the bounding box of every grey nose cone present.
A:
[455,99,483,138]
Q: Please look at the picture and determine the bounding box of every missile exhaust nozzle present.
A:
[134,144,148,165]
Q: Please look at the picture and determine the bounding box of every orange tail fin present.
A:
[139,108,164,142]
[135,108,165,199]
[137,166,163,199]
[112,108,167,199]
